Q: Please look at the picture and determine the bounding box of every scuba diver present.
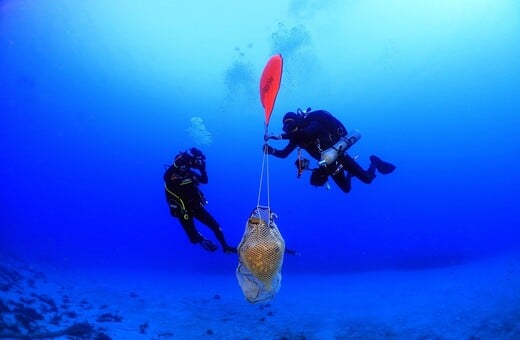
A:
[264,108,396,193]
[163,147,237,254]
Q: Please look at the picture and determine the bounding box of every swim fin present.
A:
[370,155,396,175]
[223,245,237,254]
[200,238,218,252]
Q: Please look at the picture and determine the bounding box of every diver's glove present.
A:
[264,132,282,141]
[263,144,275,155]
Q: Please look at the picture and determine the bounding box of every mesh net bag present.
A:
[236,206,285,303]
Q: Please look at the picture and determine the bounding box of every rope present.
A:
[257,149,271,205]
[266,146,271,216]
[257,124,272,221]
[256,149,266,208]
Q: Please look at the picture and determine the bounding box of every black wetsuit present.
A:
[163,164,229,248]
[270,110,377,193]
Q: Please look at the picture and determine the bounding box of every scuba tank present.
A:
[319,129,361,167]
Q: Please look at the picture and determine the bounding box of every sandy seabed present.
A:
[1,251,519,339]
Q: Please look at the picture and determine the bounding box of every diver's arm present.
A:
[191,168,208,184]
[264,132,282,141]
[273,131,297,140]
[265,129,304,141]
[267,140,298,158]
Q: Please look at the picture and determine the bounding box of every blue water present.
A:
[1,0,519,278]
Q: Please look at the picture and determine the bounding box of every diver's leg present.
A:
[331,171,352,193]
[340,155,374,184]
[194,207,236,253]
[341,154,375,184]
[310,168,329,187]
[179,215,217,252]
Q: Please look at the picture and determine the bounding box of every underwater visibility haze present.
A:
[1,0,520,271]
[1,0,519,273]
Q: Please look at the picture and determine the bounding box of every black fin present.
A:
[200,239,218,252]
[370,156,396,175]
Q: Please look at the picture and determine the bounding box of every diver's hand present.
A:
[263,144,274,155]
[264,133,281,141]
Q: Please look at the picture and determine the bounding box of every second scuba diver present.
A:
[264,108,396,193]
